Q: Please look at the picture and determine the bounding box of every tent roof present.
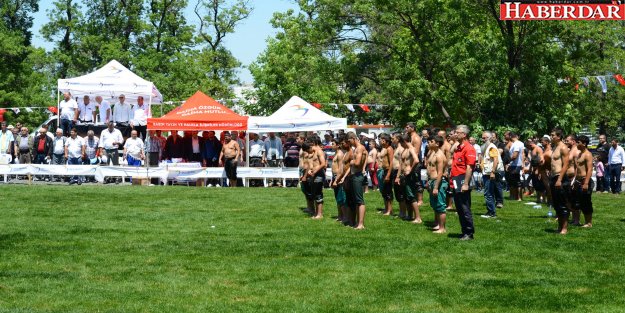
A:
[147,91,248,131]
[57,60,163,104]
[248,96,347,132]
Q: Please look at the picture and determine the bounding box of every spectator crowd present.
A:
[1,96,619,238]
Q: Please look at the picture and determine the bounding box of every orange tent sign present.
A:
[147,91,248,131]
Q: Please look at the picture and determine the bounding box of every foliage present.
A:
[250,0,625,136]
[0,0,52,127]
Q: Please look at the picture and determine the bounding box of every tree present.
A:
[1,0,53,127]
[133,0,197,99]
[250,0,625,135]
[40,0,86,78]
[193,0,252,99]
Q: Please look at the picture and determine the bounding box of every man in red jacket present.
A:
[451,125,477,240]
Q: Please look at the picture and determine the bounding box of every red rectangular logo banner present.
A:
[500,1,625,20]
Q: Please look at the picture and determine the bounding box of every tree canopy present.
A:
[250,0,625,137]
[1,0,624,136]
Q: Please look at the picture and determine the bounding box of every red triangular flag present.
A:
[312,102,322,109]
[614,74,625,86]
[359,104,370,112]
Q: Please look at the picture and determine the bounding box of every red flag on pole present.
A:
[359,104,370,112]
[614,74,625,86]
[312,102,322,109]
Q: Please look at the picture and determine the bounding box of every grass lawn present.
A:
[1,185,625,312]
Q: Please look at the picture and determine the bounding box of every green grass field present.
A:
[1,185,624,312]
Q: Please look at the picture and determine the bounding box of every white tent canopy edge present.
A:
[57,60,163,122]
[247,96,347,132]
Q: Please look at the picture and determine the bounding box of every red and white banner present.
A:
[500,1,625,20]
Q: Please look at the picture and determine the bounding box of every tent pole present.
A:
[56,89,60,130]
[146,84,153,169]
[246,132,250,167]
[148,84,153,119]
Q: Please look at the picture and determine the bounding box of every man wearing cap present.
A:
[59,92,78,136]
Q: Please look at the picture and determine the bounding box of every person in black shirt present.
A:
[596,134,610,192]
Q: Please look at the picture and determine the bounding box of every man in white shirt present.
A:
[264,132,283,186]
[248,132,266,187]
[59,92,78,136]
[249,133,265,167]
[469,136,482,192]
[124,130,144,167]
[65,128,85,185]
[78,95,97,123]
[507,132,525,201]
[99,121,124,166]
[83,130,99,164]
[95,96,111,124]
[0,121,14,156]
[608,138,625,194]
[51,128,66,165]
[130,96,149,140]
[113,94,131,125]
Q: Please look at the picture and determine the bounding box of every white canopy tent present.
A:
[57,60,163,121]
[247,96,347,132]
[245,96,347,167]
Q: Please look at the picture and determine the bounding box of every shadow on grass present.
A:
[527,215,550,219]
[423,220,438,229]
[447,233,464,239]
[621,219,625,223]
[299,207,313,216]
[544,228,559,233]
[0,232,27,250]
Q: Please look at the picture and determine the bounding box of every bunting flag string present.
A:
[0,101,394,116]
[596,76,608,93]
[615,74,625,86]
[0,107,51,112]
[561,73,625,94]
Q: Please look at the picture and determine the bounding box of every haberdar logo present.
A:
[288,104,310,117]
[500,1,625,20]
